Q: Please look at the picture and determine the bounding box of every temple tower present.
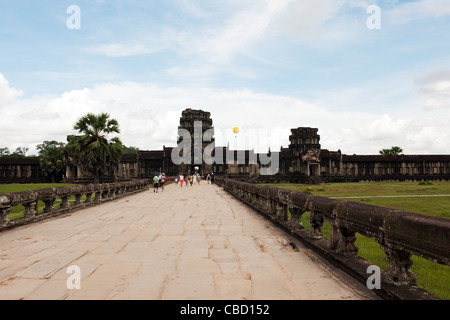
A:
[289,127,321,176]
[177,108,215,175]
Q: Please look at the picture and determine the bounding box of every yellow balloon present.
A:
[233,127,239,134]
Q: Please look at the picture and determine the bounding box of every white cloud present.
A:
[359,114,406,141]
[0,86,108,154]
[185,0,289,63]
[421,0,450,17]
[386,0,450,23]
[73,0,370,80]
[195,0,351,62]
[406,126,450,153]
[276,0,344,39]
[1,72,449,156]
[415,68,450,110]
[0,74,23,108]
[83,43,162,57]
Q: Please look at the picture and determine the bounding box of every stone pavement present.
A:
[0,182,378,300]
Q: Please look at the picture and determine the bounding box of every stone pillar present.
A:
[74,194,82,206]
[277,202,288,221]
[95,190,103,202]
[289,207,304,229]
[23,201,37,218]
[85,192,93,203]
[309,210,324,239]
[330,225,359,256]
[380,245,416,286]
[0,206,11,226]
[66,165,71,179]
[60,196,70,209]
[42,198,55,213]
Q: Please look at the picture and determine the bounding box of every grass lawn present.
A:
[0,183,80,220]
[263,181,450,300]
[0,183,79,194]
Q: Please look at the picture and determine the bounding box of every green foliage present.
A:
[13,147,28,156]
[379,146,403,155]
[0,147,10,156]
[0,146,32,158]
[67,113,123,182]
[122,145,139,155]
[36,141,66,177]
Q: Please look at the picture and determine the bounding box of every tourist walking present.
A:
[179,174,184,187]
[211,173,215,184]
[153,175,159,192]
[160,173,166,192]
[207,174,210,184]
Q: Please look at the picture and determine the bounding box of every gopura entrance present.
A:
[176,108,214,175]
[289,127,322,177]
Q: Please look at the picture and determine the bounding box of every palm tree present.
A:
[67,113,123,184]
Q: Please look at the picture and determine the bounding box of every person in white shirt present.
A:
[179,174,184,187]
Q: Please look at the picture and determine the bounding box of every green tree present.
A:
[36,141,67,183]
[0,147,10,156]
[67,113,123,184]
[122,146,139,155]
[12,147,28,157]
[379,146,404,155]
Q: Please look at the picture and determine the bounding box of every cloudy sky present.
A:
[0,0,449,155]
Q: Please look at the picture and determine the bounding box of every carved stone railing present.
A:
[215,177,450,300]
[0,179,150,231]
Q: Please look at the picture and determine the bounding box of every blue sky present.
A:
[1,0,450,155]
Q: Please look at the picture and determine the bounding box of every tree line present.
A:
[1,113,139,183]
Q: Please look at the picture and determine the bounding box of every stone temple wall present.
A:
[0,157,49,184]
[3,108,450,183]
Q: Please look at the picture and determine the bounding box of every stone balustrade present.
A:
[215,177,450,299]
[0,179,150,231]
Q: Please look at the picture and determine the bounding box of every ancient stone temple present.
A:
[288,127,321,177]
[3,108,450,183]
[176,108,215,175]
[0,157,47,183]
[62,108,450,183]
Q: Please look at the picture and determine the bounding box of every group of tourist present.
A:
[152,173,167,193]
[175,173,215,187]
[151,172,215,192]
